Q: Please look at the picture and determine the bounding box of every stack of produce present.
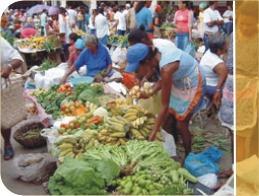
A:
[108,35,128,47]
[57,83,72,95]
[58,113,102,135]
[37,58,56,71]
[106,101,162,141]
[16,36,59,52]
[60,100,88,116]
[129,82,154,99]
[48,158,120,195]
[55,132,100,162]
[97,116,130,145]
[32,86,67,119]
[32,84,104,119]
[79,140,196,195]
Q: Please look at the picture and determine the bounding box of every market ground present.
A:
[1,118,232,195]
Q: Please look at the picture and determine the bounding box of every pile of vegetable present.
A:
[49,140,196,195]
[191,130,230,153]
[37,58,57,71]
[48,158,120,195]
[15,127,42,140]
[32,84,104,119]
[16,35,60,52]
[108,35,128,47]
[32,86,66,119]
[129,82,154,99]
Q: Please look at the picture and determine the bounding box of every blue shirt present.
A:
[75,43,112,77]
[136,7,152,31]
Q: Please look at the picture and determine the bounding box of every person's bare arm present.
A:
[60,65,76,84]
[1,59,23,78]
[149,62,179,140]
[213,62,228,108]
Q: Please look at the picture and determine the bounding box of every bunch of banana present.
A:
[56,135,99,162]
[97,128,127,146]
[81,129,100,150]
[85,101,97,112]
[123,105,148,121]
[105,116,131,132]
[95,116,130,145]
[132,116,148,128]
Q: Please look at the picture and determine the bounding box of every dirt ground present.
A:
[1,117,232,195]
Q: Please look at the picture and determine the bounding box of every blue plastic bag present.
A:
[184,146,223,177]
[184,42,196,57]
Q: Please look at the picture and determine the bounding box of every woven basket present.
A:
[13,122,46,148]
[1,77,27,129]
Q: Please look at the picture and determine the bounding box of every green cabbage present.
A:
[48,158,120,195]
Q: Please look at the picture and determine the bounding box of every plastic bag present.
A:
[219,75,233,126]
[197,173,218,189]
[40,128,59,154]
[161,129,177,157]
[184,42,196,57]
[13,153,57,184]
[184,146,223,177]
[111,46,127,65]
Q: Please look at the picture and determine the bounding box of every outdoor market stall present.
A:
[1,1,234,195]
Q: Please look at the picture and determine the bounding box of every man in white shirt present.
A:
[95,8,109,46]
[67,6,77,29]
[203,1,224,50]
[114,5,127,35]
[223,4,233,35]
[1,37,24,160]
[123,3,131,17]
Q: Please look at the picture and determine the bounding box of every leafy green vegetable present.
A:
[37,58,56,71]
[48,158,120,195]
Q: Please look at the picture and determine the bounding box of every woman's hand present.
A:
[213,91,222,108]
[60,76,67,84]
[1,65,12,78]
[94,74,103,82]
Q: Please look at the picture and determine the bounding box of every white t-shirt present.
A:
[0,37,24,65]
[88,15,95,29]
[67,9,77,25]
[223,10,233,23]
[1,37,24,88]
[200,49,224,86]
[95,13,109,38]
[58,14,68,33]
[203,7,223,34]
[123,9,128,17]
[114,11,126,31]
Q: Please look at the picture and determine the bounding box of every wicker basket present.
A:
[13,122,46,148]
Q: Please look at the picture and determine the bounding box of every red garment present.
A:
[20,27,37,38]
[174,9,190,33]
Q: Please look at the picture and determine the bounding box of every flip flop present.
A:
[4,145,14,160]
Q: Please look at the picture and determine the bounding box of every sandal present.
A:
[4,145,14,160]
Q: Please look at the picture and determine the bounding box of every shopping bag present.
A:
[1,77,27,129]
[184,146,223,177]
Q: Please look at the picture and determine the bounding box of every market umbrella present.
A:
[27,4,50,16]
[48,6,59,16]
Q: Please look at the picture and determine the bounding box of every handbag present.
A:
[1,76,27,129]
